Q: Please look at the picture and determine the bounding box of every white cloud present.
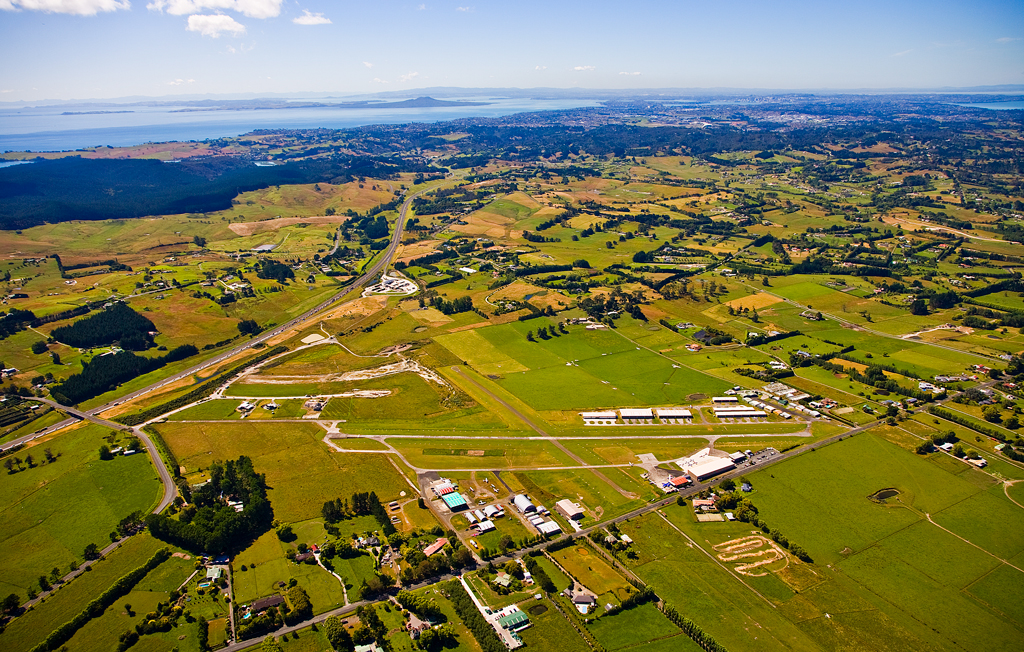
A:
[535,65,546,70]
[398,71,419,83]
[891,49,913,57]
[996,37,1019,43]
[147,0,281,19]
[455,5,471,11]
[573,65,594,71]
[618,71,641,76]
[0,0,129,15]
[373,77,388,84]
[293,9,329,25]
[167,78,196,85]
[362,61,374,68]
[187,13,245,37]
[417,3,425,9]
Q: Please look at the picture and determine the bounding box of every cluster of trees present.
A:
[441,580,506,652]
[0,308,36,339]
[322,616,355,652]
[915,430,959,454]
[237,319,262,336]
[28,548,170,652]
[929,406,1012,442]
[322,491,396,536]
[256,260,294,284]
[354,605,388,649]
[146,456,272,553]
[51,344,197,405]
[526,322,568,341]
[521,230,560,243]
[430,295,473,315]
[396,590,444,621]
[51,303,156,351]
[283,586,312,625]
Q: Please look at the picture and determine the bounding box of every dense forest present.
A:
[146,456,273,553]
[0,155,433,229]
[51,302,156,350]
[50,344,197,404]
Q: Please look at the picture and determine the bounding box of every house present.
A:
[741,482,753,492]
[355,643,381,652]
[477,519,496,533]
[250,594,285,612]
[555,499,585,520]
[564,585,598,614]
[294,552,315,564]
[692,329,713,344]
[494,572,513,587]
[206,567,223,580]
[423,538,449,556]
[692,498,717,512]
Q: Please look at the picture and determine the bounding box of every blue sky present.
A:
[0,0,1022,102]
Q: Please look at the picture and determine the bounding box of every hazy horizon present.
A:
[1,0,1021,103]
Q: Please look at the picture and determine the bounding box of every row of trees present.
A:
[51,344,198,405]
[441,581,506,652]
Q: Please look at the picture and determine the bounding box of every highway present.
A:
[1,181,436,453]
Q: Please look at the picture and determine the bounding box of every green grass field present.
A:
[0,424,162,596]
[154,421,411,522]
[0,534,168,652]
[588,603,690,650]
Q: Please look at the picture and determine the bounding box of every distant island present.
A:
[61,110,135,115]
[169,96,490,113]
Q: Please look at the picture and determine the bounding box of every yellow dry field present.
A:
[322,295,387,319]
[228,215,351,236]
[396,239,444,263]
[451,210,514,238]
[725,293,785,311]
[406,307,452,324]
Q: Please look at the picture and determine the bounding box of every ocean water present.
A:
[954,101,1024,111]
[0,98,601,152]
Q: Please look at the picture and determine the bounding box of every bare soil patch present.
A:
[228,215,350,237]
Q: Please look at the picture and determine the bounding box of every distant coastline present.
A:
[168,96,490,113]
[61,110,135,116]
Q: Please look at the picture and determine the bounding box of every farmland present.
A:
[2,95,1024,652]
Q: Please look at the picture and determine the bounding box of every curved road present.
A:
[2,181,439,454]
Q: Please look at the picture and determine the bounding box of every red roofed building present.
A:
[423,537,449,556]
[669,475,690,487]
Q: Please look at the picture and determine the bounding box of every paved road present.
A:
[1,182,438,454]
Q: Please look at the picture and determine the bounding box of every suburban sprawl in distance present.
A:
[3,93,1024,652]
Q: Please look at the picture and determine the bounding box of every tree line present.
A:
[51,302,156,351]
[50,344,197,405]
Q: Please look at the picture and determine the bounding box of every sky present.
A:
[0,0,1022,102]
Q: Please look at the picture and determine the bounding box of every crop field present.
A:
[0,424,162,596]
[154,421,410,522]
